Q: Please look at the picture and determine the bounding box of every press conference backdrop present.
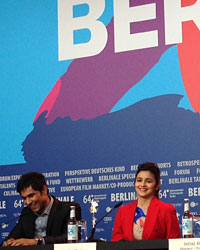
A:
[1,0,200,243]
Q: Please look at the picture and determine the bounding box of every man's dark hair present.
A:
[17,172,47,194]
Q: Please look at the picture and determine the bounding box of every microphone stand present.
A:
[1,211,29,229]
[87,201,123,242]
[1,216,20,229]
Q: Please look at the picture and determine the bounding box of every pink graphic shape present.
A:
[34,79,62,122]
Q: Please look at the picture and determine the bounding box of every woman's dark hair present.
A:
[135,162,160,198]
[17,172,47,194]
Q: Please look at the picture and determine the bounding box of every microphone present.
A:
[113,201,123,209]
[87,201,123,242]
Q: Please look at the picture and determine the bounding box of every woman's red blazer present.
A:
[112,197,181,241]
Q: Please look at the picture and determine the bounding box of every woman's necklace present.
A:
[138,201,150,213]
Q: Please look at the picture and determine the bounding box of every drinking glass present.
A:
[77,220,88,242]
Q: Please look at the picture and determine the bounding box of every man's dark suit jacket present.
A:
[5,197,81,244]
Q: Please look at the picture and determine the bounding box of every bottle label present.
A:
[68,224,78,240]
[70,208,75,218]
[182,218,193,235]
[184,203,190,212]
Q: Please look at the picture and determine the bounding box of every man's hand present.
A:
[2,238,38,246]
[2,238,15,247]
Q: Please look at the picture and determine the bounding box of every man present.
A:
[2,172,81,246]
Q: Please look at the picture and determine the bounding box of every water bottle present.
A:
[67,206,78,243]
[182,198,193,238]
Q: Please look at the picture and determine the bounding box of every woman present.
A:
[112,162,180,241]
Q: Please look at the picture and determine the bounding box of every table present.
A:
[0,239,168,250]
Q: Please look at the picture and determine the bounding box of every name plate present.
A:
[169,238,200,250]
[54,242,96,250]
